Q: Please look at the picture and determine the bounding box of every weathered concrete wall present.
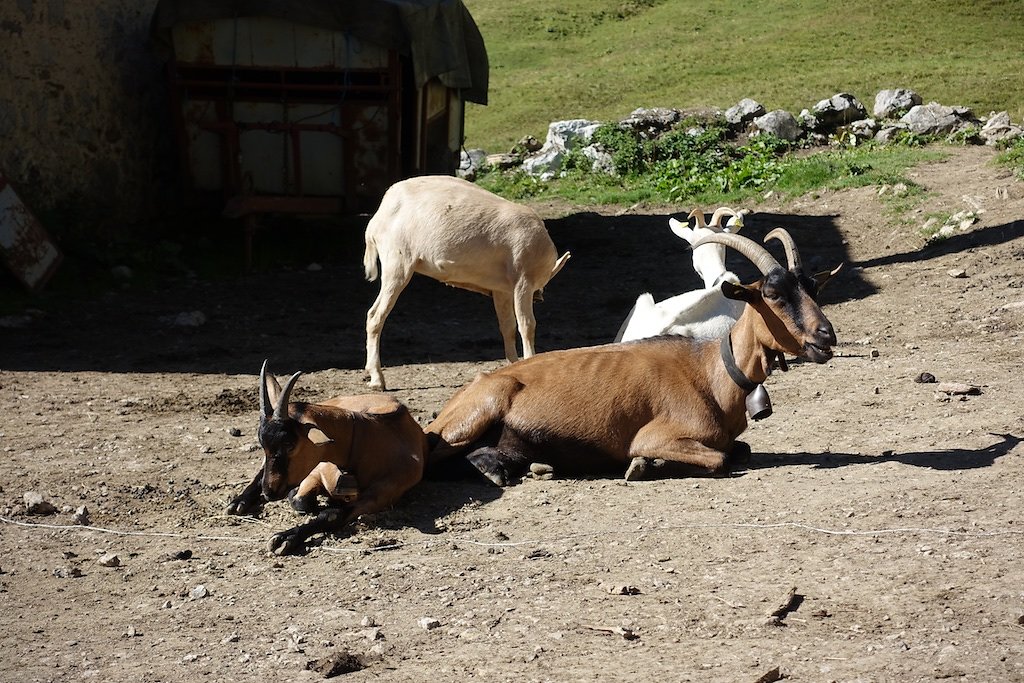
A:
[0,0,168,232]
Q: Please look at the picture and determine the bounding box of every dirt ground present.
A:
[1,145,1023,683]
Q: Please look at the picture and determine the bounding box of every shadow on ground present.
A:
[8,208,1003,376]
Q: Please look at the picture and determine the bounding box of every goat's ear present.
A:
[725,210,747,234]
[264,372,284,408]
[812,263,843,292]
[721,280,760,303]
[305,427,334,445]
[668,217,692,242]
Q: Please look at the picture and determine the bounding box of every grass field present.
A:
[462,0,1024,152]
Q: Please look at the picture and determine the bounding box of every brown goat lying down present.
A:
[426,229,839,485]
[227,362,427,554]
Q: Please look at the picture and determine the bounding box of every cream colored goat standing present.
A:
[363,175,571,390]
[615,207,748,342]
[427,229,840,486]
[227,361,427,555]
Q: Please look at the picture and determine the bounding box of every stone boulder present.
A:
[873,88,922,119]
[620,107,681,138]
[900,103,978,135]
[725,98,765,127]
[979,111,1024,146]
[522,119,602,180]
[751,109,802,141]
[811,93,868,132]
[457,148,488,179]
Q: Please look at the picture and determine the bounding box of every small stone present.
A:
[182,653,199,663]
[111,265,133,281]
[599,582,641,595]
[24,491,57,515]
[221,633,240,644]
[947,269,968,279]
[360,627,384,641]
[161,600,172,609]
[360,615,377,627]
[936,382,981,396]
[914,372,937,384]
[73,505,90,525]
[870,348,880,358]
[529,462,554,476]
[307,262,323,272]
[53,566,83,579]
[306,651,366,676]
[190,585,209,599]
[98,553,121,568]
[126,625,140,637]
[417,617,441,630]
[227,427,242,437]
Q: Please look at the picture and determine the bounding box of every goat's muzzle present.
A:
[802,322,837,363]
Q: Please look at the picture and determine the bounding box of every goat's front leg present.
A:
[628,421,731,478]
[269,488,387,556]
[288,463,359,514]
[226,468,267,515]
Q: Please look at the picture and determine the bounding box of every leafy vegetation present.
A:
[476,112,944,209]
[997,137,1024,180]
[462,0,1024,153]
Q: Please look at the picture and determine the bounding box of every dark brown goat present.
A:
[425,229,840,485]
[227,361,427,554]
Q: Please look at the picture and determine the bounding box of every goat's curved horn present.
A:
[763,228,802,272]
[690,232,782,275]
[708,207,738,228]
[273,371,302,420]
[259,359,272,418]
[687,208,707,227]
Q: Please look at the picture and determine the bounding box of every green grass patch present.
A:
[463,0,1024,153]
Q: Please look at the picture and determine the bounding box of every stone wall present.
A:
[0,0,168,231]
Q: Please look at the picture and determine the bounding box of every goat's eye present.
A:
[763,289,781,302]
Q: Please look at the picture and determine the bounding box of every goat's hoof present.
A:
[467,447,515,487]
[728,441,752,469]
[269,531,303,556]
[624,457,650,481]
[288,490,320,515]
[226,497,261,516]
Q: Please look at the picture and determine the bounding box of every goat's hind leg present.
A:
[466,426,536,487]
[364,265,413,390]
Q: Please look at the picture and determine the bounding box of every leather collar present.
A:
[720,333,759,394]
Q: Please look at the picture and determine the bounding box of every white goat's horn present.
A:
[687,208,708,227]
[763,228,802,272]
[273,371,303,420]
[708,207,738,228]
[259,359,272,418]
[690,232,782,276]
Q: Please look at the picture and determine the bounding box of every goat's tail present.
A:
[363,234,380,282]
[550,251,571,279]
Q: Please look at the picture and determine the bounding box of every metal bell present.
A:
[745,383,772,420]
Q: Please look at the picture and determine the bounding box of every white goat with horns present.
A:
[614,207,749,342]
